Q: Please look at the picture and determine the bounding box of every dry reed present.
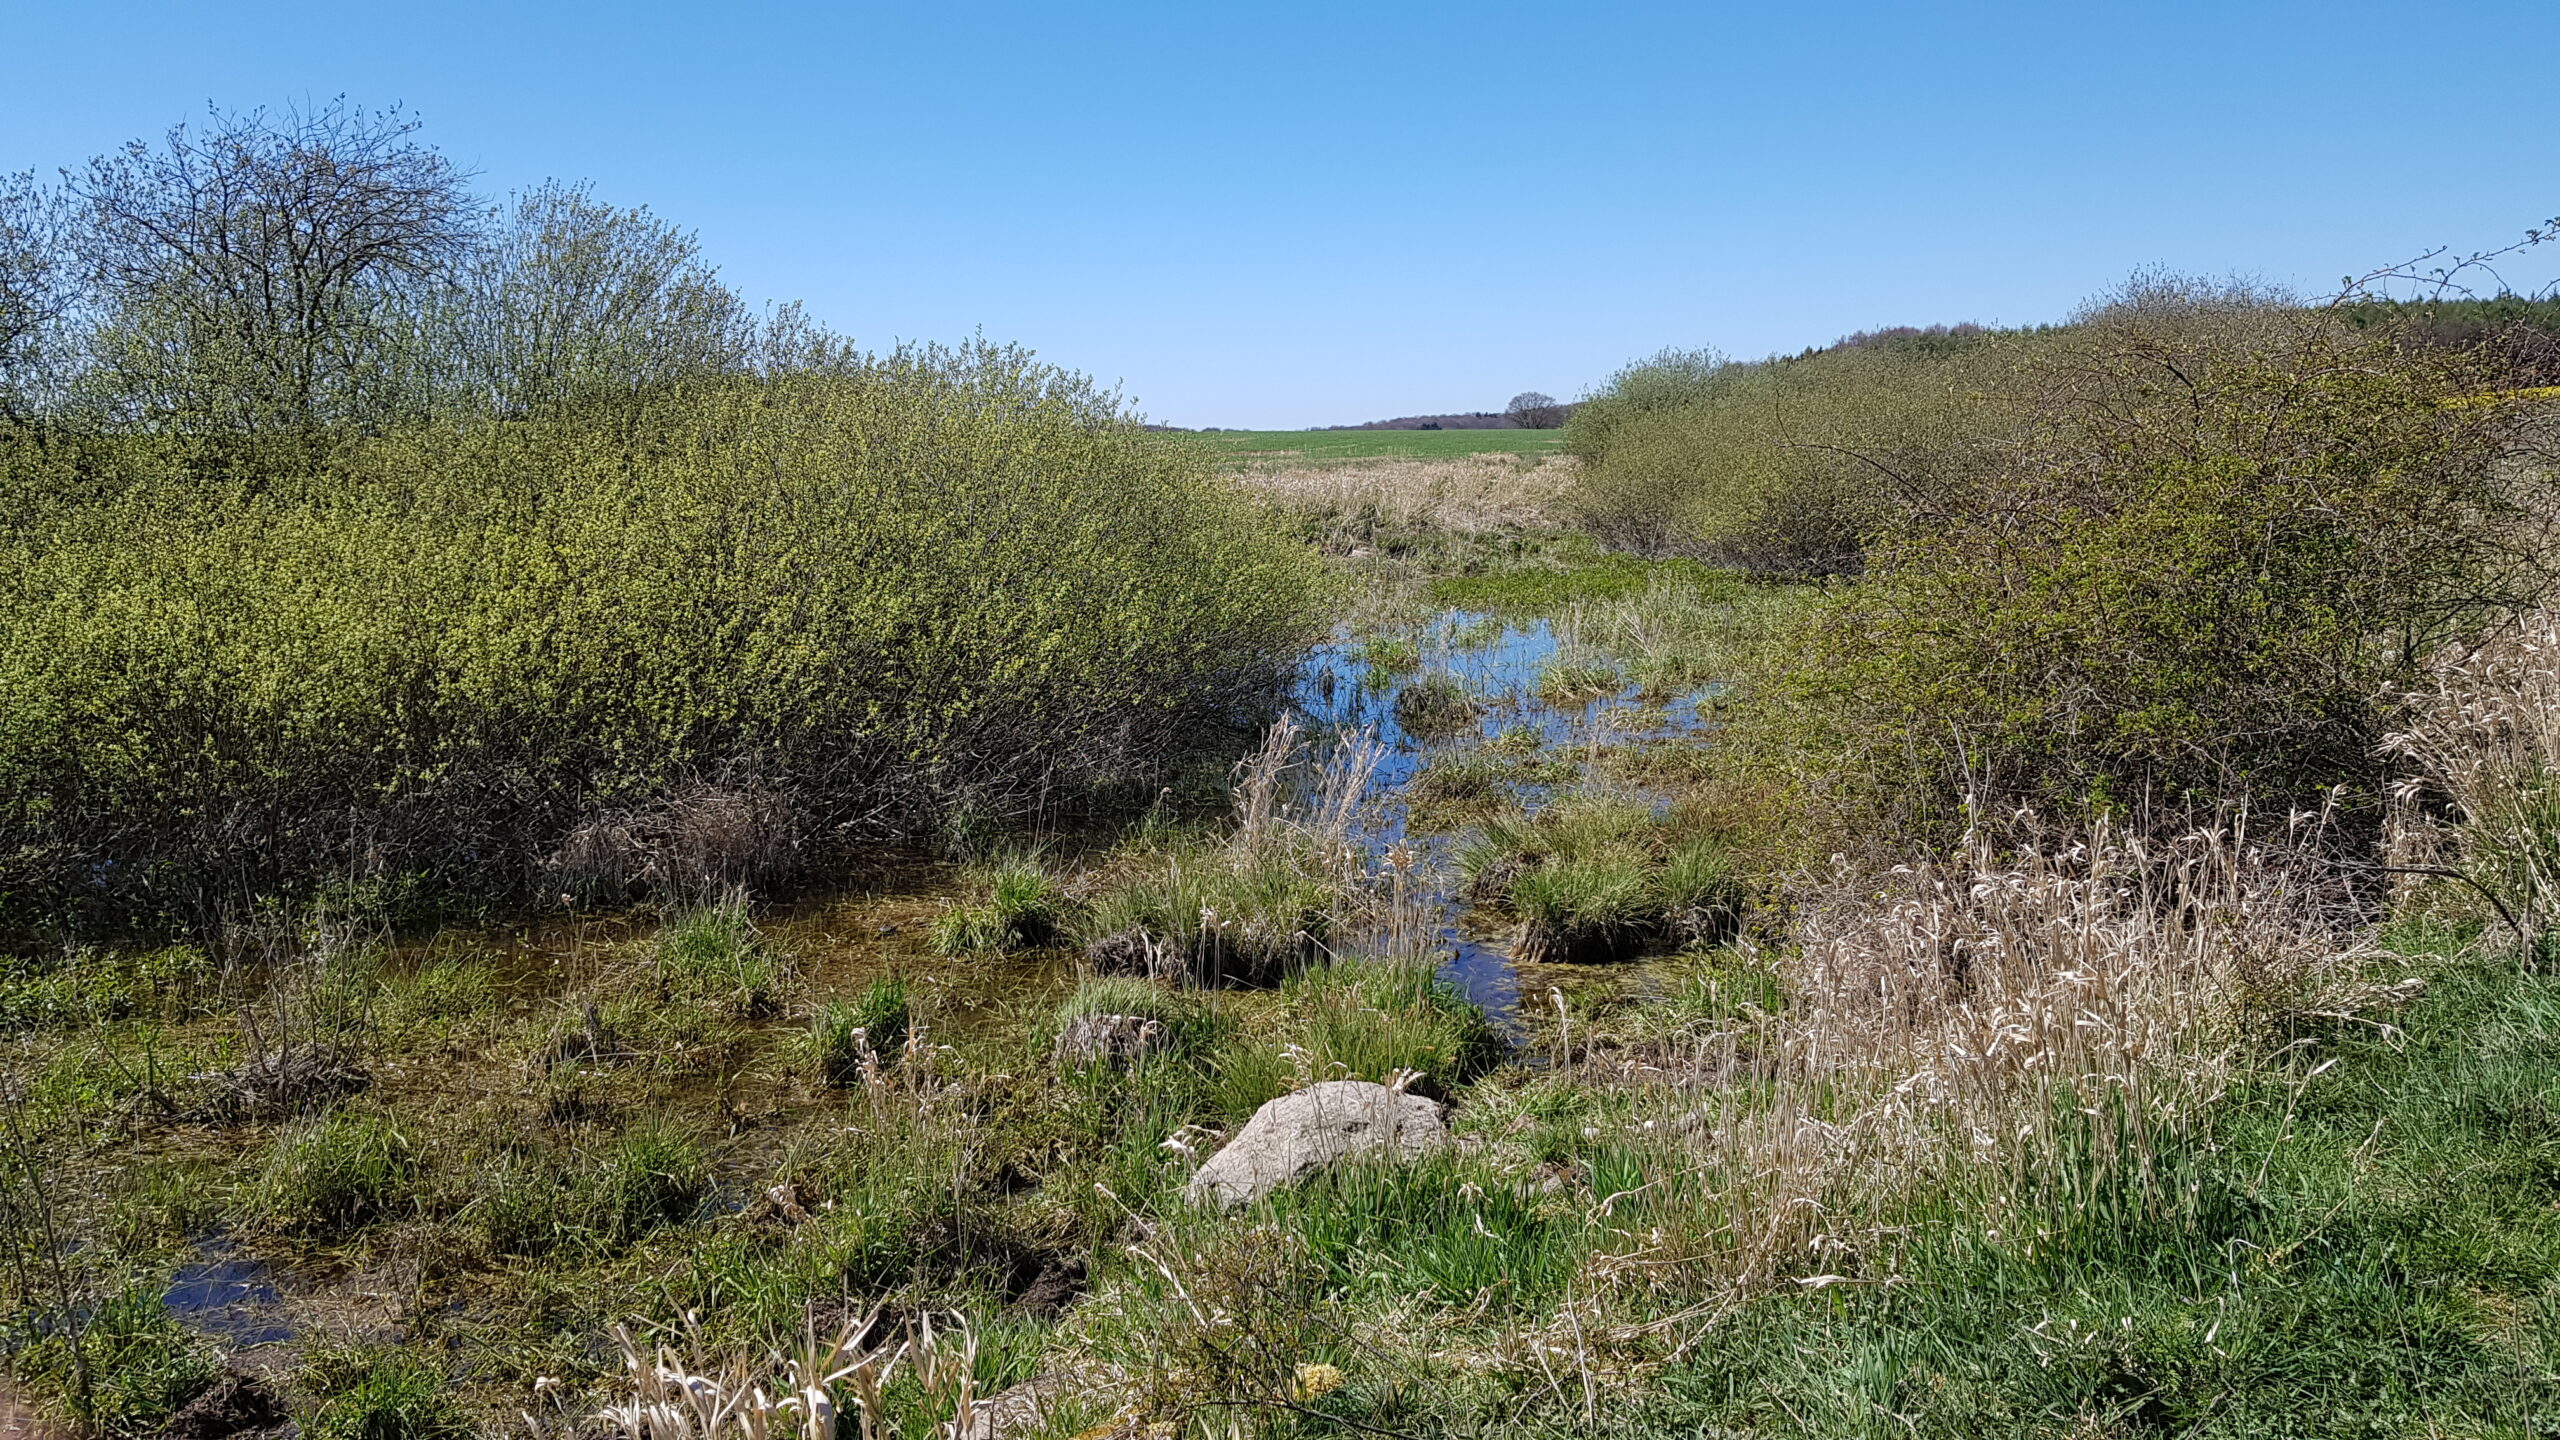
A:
[1626,809,2362,1293]
[1239,455,1574,536]
[2386,604,2560,941]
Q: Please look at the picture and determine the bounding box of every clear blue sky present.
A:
[5,1,2555,428]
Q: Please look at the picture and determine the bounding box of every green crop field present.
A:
[1193,427,1568,463]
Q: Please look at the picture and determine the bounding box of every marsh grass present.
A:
[297,1342,468,1440]
[1268,958,1502,1095]
[1049,976,1214,1057]
[12,1287,217,1438]
[1463,794,1746,962]
[804,974,912,1086]
[653,897,782,1016]
[2388,603,2560,941]
[1534,655,1623,703]
[929,856,1069,955]
[1390,672,1479,738]
[243,1107,419,1236]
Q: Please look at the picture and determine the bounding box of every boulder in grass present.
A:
[1186,1080,1447,1209]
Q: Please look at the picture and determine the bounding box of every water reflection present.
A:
[1288,611,1713,1032]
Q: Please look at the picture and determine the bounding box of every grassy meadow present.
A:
[12,106,2560,1440]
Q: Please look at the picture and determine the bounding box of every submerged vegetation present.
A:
[8,99,2560,1440]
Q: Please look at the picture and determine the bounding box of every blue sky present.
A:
[5,1,2555,428]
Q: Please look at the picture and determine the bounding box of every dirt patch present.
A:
[159,1371,288,1440]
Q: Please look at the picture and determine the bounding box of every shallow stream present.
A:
[1291,610,1714,1030]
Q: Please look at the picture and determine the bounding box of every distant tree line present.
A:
[0,99,846,438]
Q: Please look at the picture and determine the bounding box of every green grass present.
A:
[12,1288,219,1438]
[931,855,1070,955]
[297,1343,469,1440]
[1085,849,1335,986]
[1640,940,2560,1438]
[805,973,912,1083]
[242,1108,420,1236]
[653,899,781,1014]
[1195,428,1568,463]
[1049,976,1218,1059]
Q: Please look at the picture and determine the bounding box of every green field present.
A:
[1193,427,1568,463]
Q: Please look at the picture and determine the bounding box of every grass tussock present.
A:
[929,856,1069,955]
[803,974,911,1086]
[652,897,783,1016]
[1462,794,1745,962]
[1082,717,1429,986]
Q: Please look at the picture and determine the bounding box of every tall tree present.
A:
[1505,390,1567,429]
[0,172,73,424]
[71,100,474,431]
[434,180,758,415]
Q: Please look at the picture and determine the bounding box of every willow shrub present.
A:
[0,346,1325,935]
[1563,334,2019,576]
[1728,307,2558,850]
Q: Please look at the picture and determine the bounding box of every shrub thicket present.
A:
[1578,282,2560,842]
[0,350,1323,936]
[1563,336,2014,574]
[1778,314,2547,841]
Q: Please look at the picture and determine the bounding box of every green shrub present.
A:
[806,973,910,1083]
[1563,340,2011,574]
[14,1288,218,1438]
[0,352,1324,938]
[1731,302,2551,843]
[244,1108,419,1235]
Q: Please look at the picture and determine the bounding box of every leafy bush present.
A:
[0,350,1324,938]
[1733,297,2556,842]
[1564,338,2013,575]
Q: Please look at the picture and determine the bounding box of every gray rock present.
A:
[1186,1080,1447,1209]
[1053,1012,1168,1068]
